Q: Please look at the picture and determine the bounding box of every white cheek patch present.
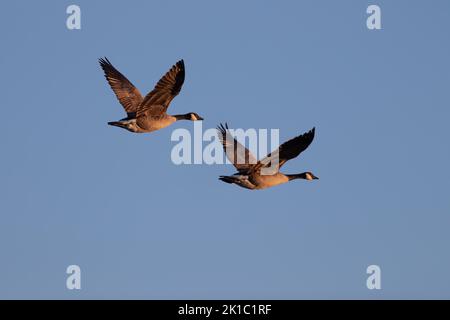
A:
[306,173,313,180]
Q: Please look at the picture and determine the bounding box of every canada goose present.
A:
[217,123,318,190]
[99,58,203,133]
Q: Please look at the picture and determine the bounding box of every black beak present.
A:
[313,176,319,180]
[197,116,204,121]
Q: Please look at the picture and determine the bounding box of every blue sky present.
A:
[0,0,449,299]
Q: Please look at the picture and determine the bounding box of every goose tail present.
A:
[108,121,128,129]
[219,176,237,184]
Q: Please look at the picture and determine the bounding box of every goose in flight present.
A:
[99,58,203,133]
[217,123,318,190]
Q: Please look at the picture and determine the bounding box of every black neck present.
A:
[286,173,308,181]
[174,113,191,121]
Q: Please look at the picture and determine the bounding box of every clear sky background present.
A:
[1,0,449,299]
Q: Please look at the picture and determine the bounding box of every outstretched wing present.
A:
[257,127,316,172]
[216,123,258,174]
[136,60,185,119]
[99,57,143,117]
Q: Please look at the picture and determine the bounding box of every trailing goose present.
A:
[217,123,318,190]
[99,58,203,133]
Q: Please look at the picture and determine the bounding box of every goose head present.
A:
[188,112,204,121]
[304,172,319,180]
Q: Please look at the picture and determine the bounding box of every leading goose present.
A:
[217,123,318,190]
[99,58,203,133]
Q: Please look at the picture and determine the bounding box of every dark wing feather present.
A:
[136,60,185,118]
[99,57,143,116]
[257,127,315,172]
[216,123,258,173]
